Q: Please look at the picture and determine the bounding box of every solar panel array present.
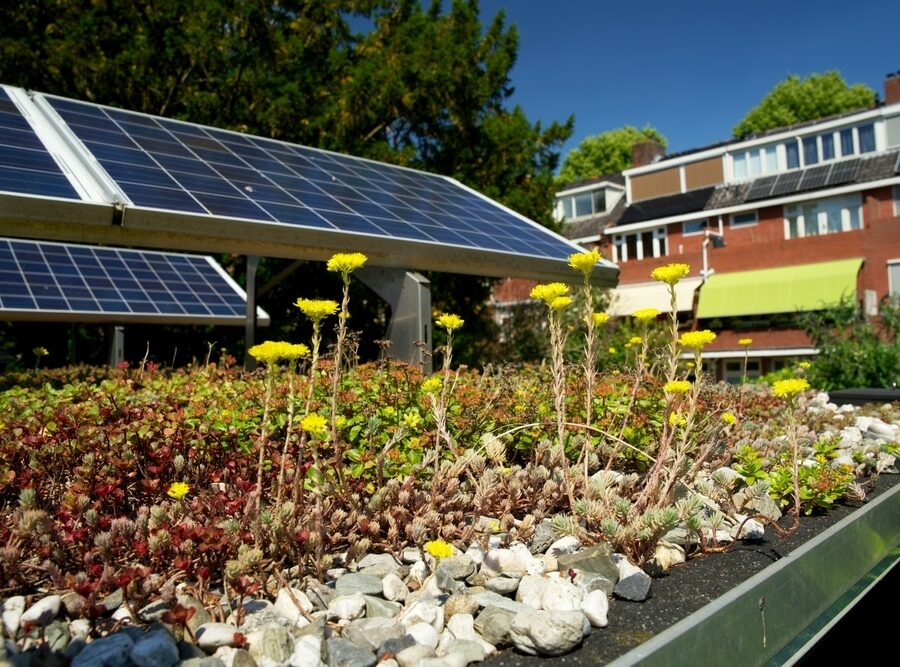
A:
[745,175,778,201]
[797,164,831,192]
[45,95,576,260]
[0,89,78,200]
[827,159,860,186]
[770,170,803,197]
[0,237,253,322]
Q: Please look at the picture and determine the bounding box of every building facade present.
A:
[554,73,900,382]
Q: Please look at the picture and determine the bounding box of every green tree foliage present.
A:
[799,298,900,390]
[0,0,573,368]
[733,71,876,139]
[557,126,667,185]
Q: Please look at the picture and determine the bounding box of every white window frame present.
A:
[893,184,900,217]
[729,211,758,228]
[784,193,863,239]
[889,259,900,298]
[612,227,668,262]
[555,187,607,223]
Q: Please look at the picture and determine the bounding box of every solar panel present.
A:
[0,89,79,200]
[43,95,578,262]
[770,171,803,197]
[797,164,832,192]
[0,237,269,325]
[826,158,861,186]
[744,175,778,201]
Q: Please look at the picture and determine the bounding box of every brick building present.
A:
[550,72,900,382]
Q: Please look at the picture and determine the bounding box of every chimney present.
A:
[886,71,900,105]
[632,140,665,168]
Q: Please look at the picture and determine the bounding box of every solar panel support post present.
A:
[356,267,432,373]
[244,255,260,371]
[107,325,124,368]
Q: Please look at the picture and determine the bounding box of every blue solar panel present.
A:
[0,238,261,324]
[44,95,577,260]
[0,89,79,200]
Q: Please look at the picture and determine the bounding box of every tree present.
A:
[0,0,573,367]
[557,126,667,185]
[733,71,876,139]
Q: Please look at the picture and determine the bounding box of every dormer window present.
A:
[556,187,606,222]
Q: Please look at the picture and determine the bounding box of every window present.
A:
[894,185,900,216]
[785,141,800,169]
[724,359,761,384]
[840,128,854,156]
[889,261,900,298]
[556,188,606,222]
[784,193,862,239]
[858,124,875,153]
[730,212,757,228]
[803,136,818,165]
[731,144,778,180]
[682,220,707,235]
[612,227,667,262]
[821,134,835,160]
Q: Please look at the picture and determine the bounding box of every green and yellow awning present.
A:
[696,258,863,319]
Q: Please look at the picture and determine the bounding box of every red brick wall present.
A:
[614,186,900,303]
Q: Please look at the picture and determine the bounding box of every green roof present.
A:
[696,258,863,319]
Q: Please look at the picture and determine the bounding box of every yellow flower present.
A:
[633,308,660,323]
[568,249,602,275]
[738,338,753,347]
[664,380,692,395]
[798,361,811,370]
[402,410,423,429]
[33,346,49,357]
[530,282,569,304]
[282,343,310,360]
[424,539,454,559]
[593,312,610,327]
[435,312,464,331]
[167,482,190,500]
[327,252,368,274]
[549,296,572,311]
[721,412,736,425]
[686,361,695,369]
[651,263,691,286]
[608,346,617,354]
[772,378,810,399]
[300,413,328,435]
[248,340,290,364]
[628,336,643,345]
[294,298,339,322]
[668,412,687,427]
[678,330,717,350]
[421,377,442,393]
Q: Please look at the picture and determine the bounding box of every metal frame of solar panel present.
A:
[0,85,616,287]
[0,237,269,325]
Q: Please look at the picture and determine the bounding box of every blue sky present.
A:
[477,0,900,160]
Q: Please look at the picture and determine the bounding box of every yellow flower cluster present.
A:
[633,307,660,323]
[424,539,454,559]
[549,296,572,311]
[668,412,687,427]
[593,312,610,327]
[294,298,339,322]
[738,338,753,347]
[773,378,810,398]
[167,482,190,500]
[568,249,601,275]
[421,377,442,393]
[721,412,736,425]
[664,380,692,395]
[435,312,464,331]
[678,330,717,350]
[327,252,368,274]
[300,413,329,435]
[249,340,310,364]
[530,282,569,303]
[651,263,691,286]
[628,336,643,345]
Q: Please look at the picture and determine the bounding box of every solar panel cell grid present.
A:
[41,94,573,261]
[0,238,253,321]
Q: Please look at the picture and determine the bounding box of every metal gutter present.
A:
[608,481,900,666]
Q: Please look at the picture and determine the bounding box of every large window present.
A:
[730,211,757,228]
[733,145,778,180]
[556,188,606,222]
[785,193,862,239]
[724,359,761,384]
[612,227,668,262]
